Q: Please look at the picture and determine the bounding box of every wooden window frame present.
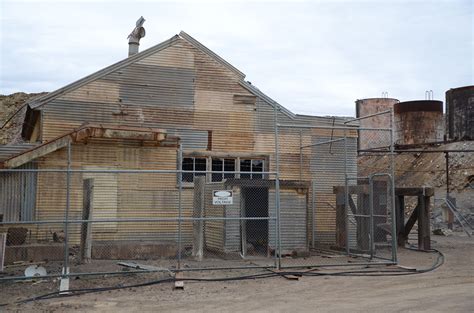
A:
[179,152,269,186]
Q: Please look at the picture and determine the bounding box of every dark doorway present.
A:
[242,187,269,255]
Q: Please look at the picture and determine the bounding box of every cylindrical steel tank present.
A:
[446,85,474,141]
[394,100,444,145]
[355,98,399,150]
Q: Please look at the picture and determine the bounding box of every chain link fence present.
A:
[0,167,281,282]
[275,109,396,268]
[0,109,398,290]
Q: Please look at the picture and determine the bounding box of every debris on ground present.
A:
[433,228,453,236]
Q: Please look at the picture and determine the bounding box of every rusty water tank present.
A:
[446,85,474,141]
[355,98,399,150]
[394,100,444,145]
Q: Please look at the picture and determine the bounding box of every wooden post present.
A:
[446,194,456,230]
[241,188,247,258]
[80,178,94,263]
[192,177,205,260]
[335,192,346,248]
[395,195,405,246]
[445,152,454,230]
[0,233,6,272]
[418,195,431,250]
[357,193,370,251]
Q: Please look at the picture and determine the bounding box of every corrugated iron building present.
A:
[0,31,357,254]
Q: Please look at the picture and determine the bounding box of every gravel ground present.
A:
[1,234,473,312]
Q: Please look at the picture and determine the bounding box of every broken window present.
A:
[211,158,235,182]
[240,159,264,179]
[182,157,207,183]
[181,156,266,183]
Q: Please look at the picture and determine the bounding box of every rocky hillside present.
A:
[0,92,47,144]
[358,141,474,211]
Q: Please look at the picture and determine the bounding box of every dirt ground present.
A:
[1,234,473,312]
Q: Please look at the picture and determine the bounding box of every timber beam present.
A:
[2,124,174,168]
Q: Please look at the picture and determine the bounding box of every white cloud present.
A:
[0,0,472,116]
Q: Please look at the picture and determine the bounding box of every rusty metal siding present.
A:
[223,188,241,253]
[16,31,361,252]
[28,35,183,109]
[269,189,307,253]
[0,144,38,162]
[168,129,208,151]
[355,98,398,150]
[310,136,357,245]
[446,86,474,141]
[204,182,225,252]
[105,64,195,107]
[311,136,357,192]
[0,162,37,222]
[394,100,444,145]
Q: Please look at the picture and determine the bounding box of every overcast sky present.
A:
[0,0,472,116]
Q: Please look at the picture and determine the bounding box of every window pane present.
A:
[195,158,207,177]
[240,159,251,179]
[182,158,194,182]
[224,159,235,179]
[252,159,264,179]
[212,158,223,182]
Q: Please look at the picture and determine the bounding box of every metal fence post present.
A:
[369,176,375,259]
[60,141,71,292]
[274,103,281,270]
[390,108,398,263]
[178,144,183,270]
[344,130,350,255]
[299,130,302,182]
[311,180,315,249]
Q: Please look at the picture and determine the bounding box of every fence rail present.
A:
[0,108,398,291]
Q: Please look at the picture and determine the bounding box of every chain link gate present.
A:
[275,107,397,268]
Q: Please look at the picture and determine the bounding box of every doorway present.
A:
[241,187,269,256]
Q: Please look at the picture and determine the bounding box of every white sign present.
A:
[213,190,233,205]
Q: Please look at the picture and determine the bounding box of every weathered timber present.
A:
[80,179,94,263]
[192,177,205,260]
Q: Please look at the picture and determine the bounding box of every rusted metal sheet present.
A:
[2,124,174,168]
[356,98,399,151]
[446,85,474,141]
[0,162,37,222]
[269,188,307,253]
[28,35,183,109]
[0,144,38,162]
[308,136,357,245]
[394,100,443,113]
[5,31,359,251]
[394,100,444,145]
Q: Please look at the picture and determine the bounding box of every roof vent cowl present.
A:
[127,16,146,57]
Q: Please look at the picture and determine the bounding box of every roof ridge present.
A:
[179,31,245,79]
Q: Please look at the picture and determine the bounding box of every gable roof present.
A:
[179,31,245,79]
[26,31,295,119]
[28,34,181,109]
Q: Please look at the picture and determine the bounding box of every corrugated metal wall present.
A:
[203,182,226,252]
[10,33,359,253]
[168,129,208,150]
[310,136,357,246]
[223,188,241,253]
[0,162,37,222]
[269,188,307,253]
[0,144,38,162]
